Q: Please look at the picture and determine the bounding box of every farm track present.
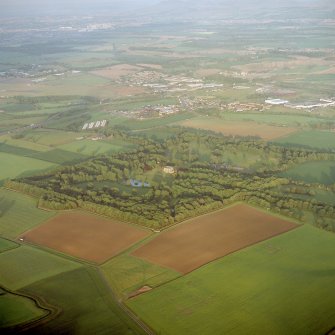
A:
[96,267,156,335]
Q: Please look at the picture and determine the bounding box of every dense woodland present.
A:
[7,130,335,231]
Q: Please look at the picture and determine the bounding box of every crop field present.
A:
[282,161,335,185]
[0,238,18,254]
[0,246,80,290]
[21,267,145,335]
[0,142,86,164]
[0,188,55,239]
[274,130,335,150]
[220,112,325,127]
[176,117,297,140]
[0,290,47,328]
[59,139,134,156]
[0,136,50,152]
[102,254,180,299]
[128,225,335,335]
[23,212,151,263]
[0,152,56,182]
[132,204,297,274]
[22,129,85,146]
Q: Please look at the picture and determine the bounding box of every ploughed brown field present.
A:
[132,204,298,274]
[22,212,150,263]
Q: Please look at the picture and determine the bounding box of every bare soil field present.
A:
[22,212,150,263]
[91,64,142,80]
[178,118,297,140]
[132,204,297,273]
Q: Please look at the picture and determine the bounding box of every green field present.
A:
[0,142,86,164]
[22,267,145,335]
[23,129,84,146]
[128,225,335,335]
[219,112,324,127]
[0,136,50,152]
[0,188,55,238]
[59,139,134,156]
[0,290,47,328]
[102,254,180,299]
[282,161,335,185]
[0,152,56,182]
[0,238,18,253]
[274,130,335,150]
[0,246,81,290]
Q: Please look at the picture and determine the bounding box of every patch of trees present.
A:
[9,130,335,231]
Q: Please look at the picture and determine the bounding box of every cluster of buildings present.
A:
[121,71,224,94]
[110,105,179,120]
[82,120,107,130]
[265,98,335,110]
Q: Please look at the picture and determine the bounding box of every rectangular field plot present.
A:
[128,225,335,335]
[22,212,151,263]
[132,204,297,273]
[0,189,56,239]
[0,246,80,290]
[176,117,297,140]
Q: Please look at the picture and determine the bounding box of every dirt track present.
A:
[132,204,297,273]
[23,212,150,263]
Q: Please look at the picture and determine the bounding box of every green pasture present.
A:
[0,188,55,238]
[59,139,134,156]
[102,254,180,299]
[23,129,83,146]
[0,152,56,182]
[0,114,45,132]
[274,130,335,150]
[0,238,18,254]
[22,267,145,335]
[282,161,335,185]
[315,190,335,205]
[0,291,46,328]
[0,135,50,152]
[0,246,81,290]
[128,225,335,335]
[219,112,324,127]
[0,142,85,164]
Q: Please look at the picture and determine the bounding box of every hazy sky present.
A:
[0,0,330,17]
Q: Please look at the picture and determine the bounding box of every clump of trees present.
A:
[7,130,335,231]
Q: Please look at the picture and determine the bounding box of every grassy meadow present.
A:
[0,189,55,239]
[21,267,146,335]
[102,254,180,299]
[274,130,335,150]
[0,152,56,182]
[127,225,335,335]
[0,291,47,328]
[0,246,81,290]
[282,161,335,185]
[0,238,18,254]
